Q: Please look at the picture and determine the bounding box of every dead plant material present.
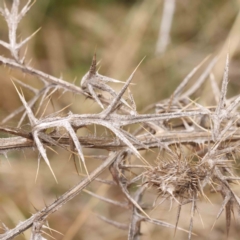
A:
[0,1,240,240]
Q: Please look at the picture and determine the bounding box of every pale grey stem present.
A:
[0,151,121,240]
[155,0,175,55]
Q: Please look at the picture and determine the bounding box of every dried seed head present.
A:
[143,157,210,201]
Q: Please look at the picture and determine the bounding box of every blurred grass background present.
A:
[1,0,240,239]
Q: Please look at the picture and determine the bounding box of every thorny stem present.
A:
[0,55,86,95]
[128,186,147,240]
[1,1,240,239]
[0,151,122,240]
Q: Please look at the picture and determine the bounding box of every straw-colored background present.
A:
[0,0,240,239]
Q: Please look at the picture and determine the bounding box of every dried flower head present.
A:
[143,157,209,201]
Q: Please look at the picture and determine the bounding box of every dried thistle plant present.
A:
[0,1,240,240]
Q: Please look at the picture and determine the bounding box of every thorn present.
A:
[42,225,63,236]
[89,53,97,76]
[101,56,145,117]
[35,154,41,183]
[11,79,37,126]
[17,27,42,50]
[33,132,58,183]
